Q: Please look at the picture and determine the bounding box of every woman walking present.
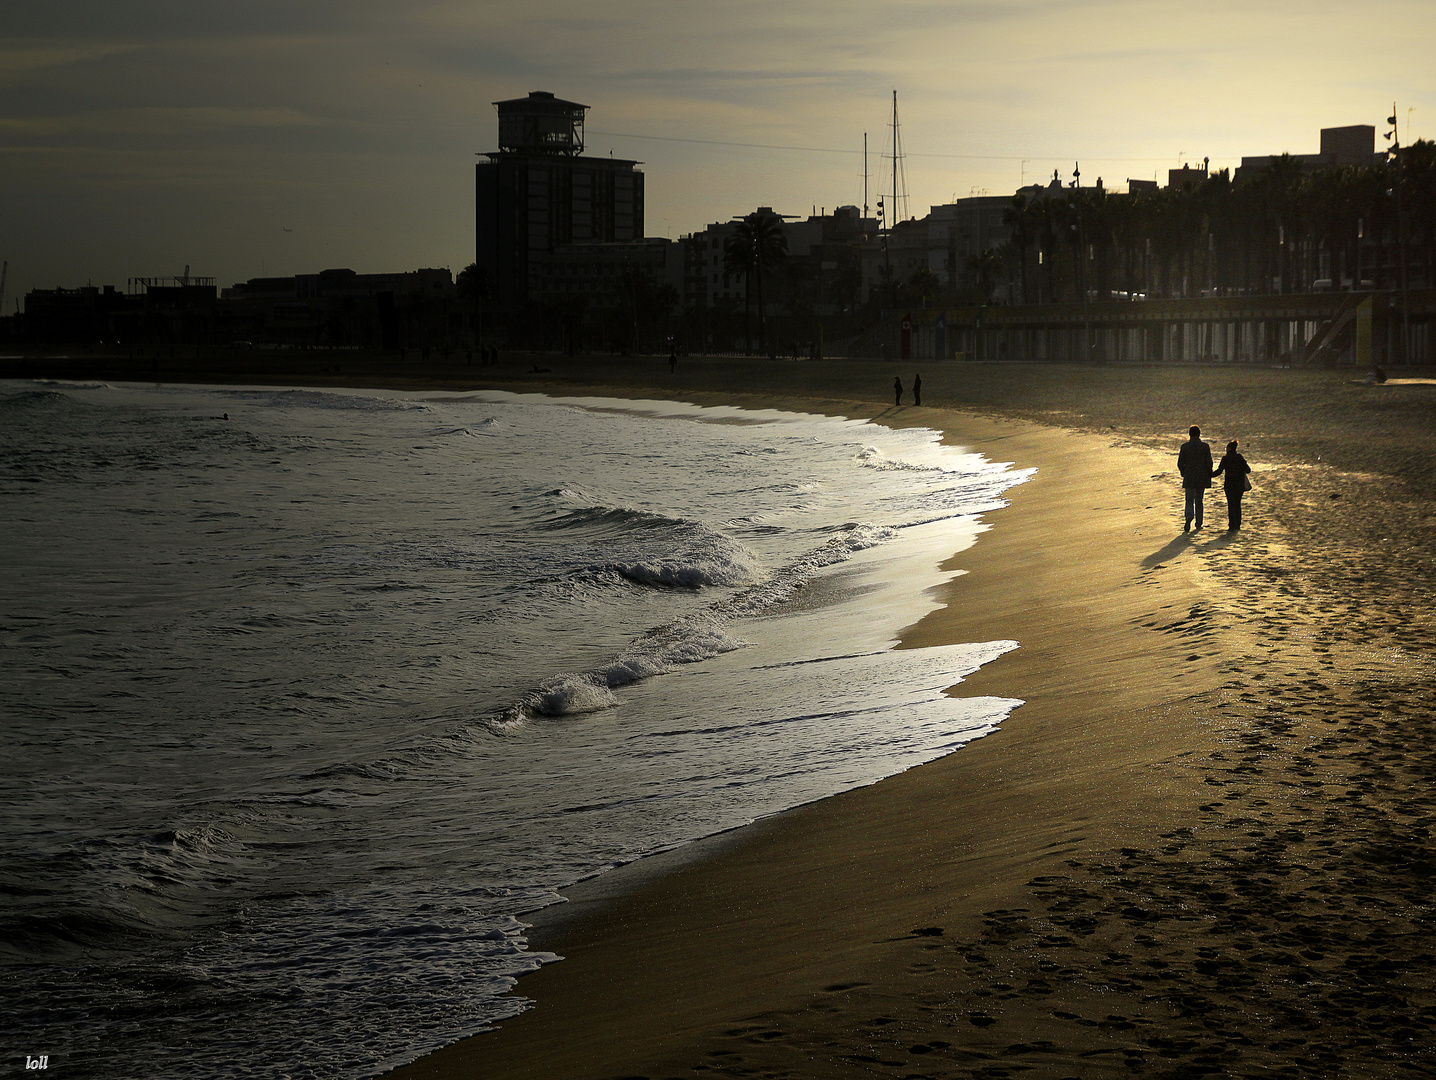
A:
[1212,439,1252,531]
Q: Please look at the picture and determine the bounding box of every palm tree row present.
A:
[1001,142,1436,305]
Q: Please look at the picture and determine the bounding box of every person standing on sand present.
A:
[1212,439,1252,531]
[913,372,922,406]
[893,376,903,406]
[1177,425,1214,532]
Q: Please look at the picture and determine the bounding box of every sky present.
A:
[2,0,1432,296]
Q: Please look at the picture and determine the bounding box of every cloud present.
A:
[0,106,325,139]
[0,42,140,82]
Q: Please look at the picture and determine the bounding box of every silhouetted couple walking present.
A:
[1178,425,1250,532]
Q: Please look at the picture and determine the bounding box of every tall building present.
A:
[476,91,645,306]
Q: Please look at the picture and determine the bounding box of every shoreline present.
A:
[11,359,1436,1076]
[384,398,1230,1080]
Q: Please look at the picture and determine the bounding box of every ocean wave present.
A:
[855,445,951,473]
[601,613,749,686]
[530,672,620,716]
[0,389,96,412]
[222,389,430,412]
[28,380,115,392]
[299,762,404,782]
[543,505,762,589]
[0,824,253,959]
[424,419,503,438]
[607,557,752,589]
[0,908,156,958]
[489,521,900,731]
[719,522,896,618]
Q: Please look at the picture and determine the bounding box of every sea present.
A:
[0,379,1032,1079]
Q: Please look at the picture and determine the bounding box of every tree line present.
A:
[998,143,1436,306]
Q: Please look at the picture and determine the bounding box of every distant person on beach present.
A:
[1177,425,1214,531]
[893,376,903,405]
[669,349,677,373]
[1212,439,1252,531]
[913,372,922,406]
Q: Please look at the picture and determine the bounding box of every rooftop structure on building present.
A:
[1168,160,1209,190]
[493,90,588,156]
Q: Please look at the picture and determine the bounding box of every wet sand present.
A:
[12,354,1436,1077]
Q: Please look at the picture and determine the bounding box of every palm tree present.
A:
[964,250,1002,303]
[1003,194,1036,303]
[722,232,755,353]
[727,209,789,356]
[456,263,490,347]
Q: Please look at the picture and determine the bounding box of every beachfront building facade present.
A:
[476,92,645,308]
[222,268,456,349]
[857,194,1020,306]
[1233,125,1384,184]
[679,206,874,315]
[681,219,742,310]
[12,268,460,350]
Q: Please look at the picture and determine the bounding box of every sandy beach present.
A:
[10,353,1436,1077]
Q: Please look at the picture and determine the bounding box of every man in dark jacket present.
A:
[1177,425,1214,531]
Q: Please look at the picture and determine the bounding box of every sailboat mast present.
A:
[891,91,898,225]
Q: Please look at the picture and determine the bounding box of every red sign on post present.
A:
[900,313,912,360]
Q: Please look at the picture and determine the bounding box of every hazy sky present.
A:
[3,0,1431,295]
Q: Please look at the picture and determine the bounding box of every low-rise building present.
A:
[1234,125,1384,183]
[223,268,456,349]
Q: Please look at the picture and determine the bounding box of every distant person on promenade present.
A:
[893,376,903,405]
[1177,425,1214,531]
[669,348,677,373]
[1212,439,1252,531]
[913,372,922,406]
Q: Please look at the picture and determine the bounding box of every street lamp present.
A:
[1070,162,1092,360]
[1385,103,1412,363]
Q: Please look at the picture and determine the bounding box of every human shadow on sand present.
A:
[1143,529,1239,570]
[1198,530,1238,552]
[1142,533,1195,569]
